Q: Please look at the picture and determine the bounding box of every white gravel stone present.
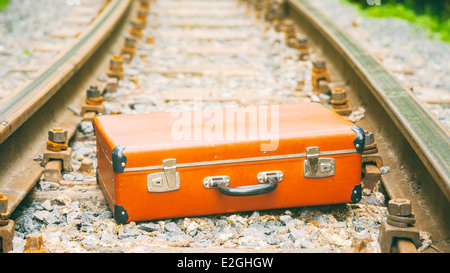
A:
[9,0,392,253]
[0,0,102,94]
[41,200,53,211]
[380,166,390,174]
[11,237,26,253]
[306,0,450,129]
[33,210,50,222]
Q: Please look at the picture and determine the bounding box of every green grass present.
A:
[0,0,9,10]
[343,1,450,42]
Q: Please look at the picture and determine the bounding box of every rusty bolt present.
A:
[331,87,347,101]
[313,58,326,69]
[269,2,280,12]
[283,19,294,28]
[388,198,412,216]
[111,55,123,67]
[0,194,7,213]
[146,35,155,44]
[364,131,375,146]
[130,20,145,30]
[297,37,308,44]
[137,9,148,20]
[140,0,149,8]
[86,85,101,99]
[48,128,68,143]
[24,234,48,253]
[125,36,137,48]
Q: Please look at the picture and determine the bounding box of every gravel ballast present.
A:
[8,0,440,253]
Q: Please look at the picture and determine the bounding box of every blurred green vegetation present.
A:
[0,0,9,10]
[345,0,450,42]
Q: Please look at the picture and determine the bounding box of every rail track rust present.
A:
[0,0,133,251]
[286,0,449,251]
[0,0,448,253]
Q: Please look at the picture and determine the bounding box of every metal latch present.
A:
[304,147,335,178]
[147,159,180,192]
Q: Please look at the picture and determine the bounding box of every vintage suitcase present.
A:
[93,102,365,224]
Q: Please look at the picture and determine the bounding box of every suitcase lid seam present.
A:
[122,148,358,172]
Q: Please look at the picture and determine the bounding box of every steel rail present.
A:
[0,0,132,220]
[289,0,450,201]
[0,0,129,145]
[286,0,449,249]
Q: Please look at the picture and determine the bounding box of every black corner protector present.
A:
[114,205,129,225]
[351,126,365,153]
[112,145,127,173]
[351,184,362,203]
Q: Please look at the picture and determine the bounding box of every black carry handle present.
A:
[203,172,282,197]
[217,181,278,197]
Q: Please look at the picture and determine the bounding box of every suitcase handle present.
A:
[203,171,282,197]
[217,181,278,197]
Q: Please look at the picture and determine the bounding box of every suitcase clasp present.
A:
[304,147,335,178]
[147,159,181,193]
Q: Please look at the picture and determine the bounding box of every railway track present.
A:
[0,0,448,254]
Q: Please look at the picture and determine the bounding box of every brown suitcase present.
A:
[93,102,365,224]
